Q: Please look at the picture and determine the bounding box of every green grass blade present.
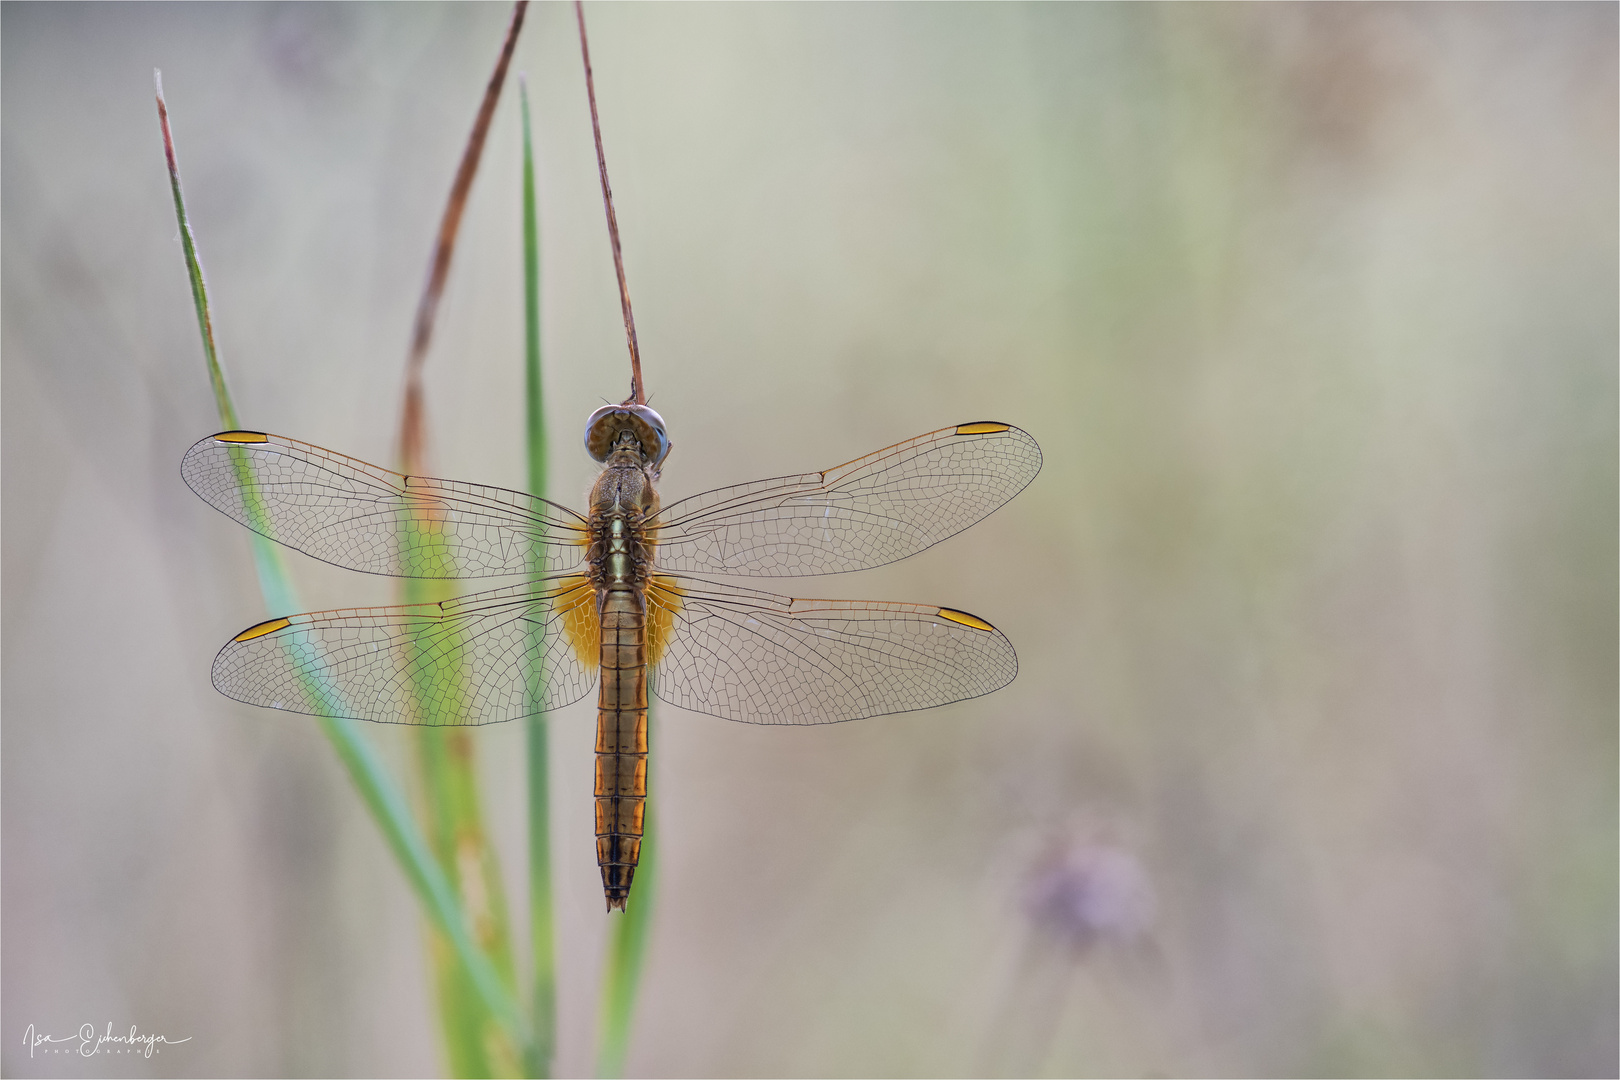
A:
[156,71,527,1053]
[156,72,238,434]
[403,558,522,1077]
[521,79,546,503]
[326,717,525,1051]
[520,77,558,1080]
[595,703,657,1079]
[524,717,555,1080]
[412,721,523,1077]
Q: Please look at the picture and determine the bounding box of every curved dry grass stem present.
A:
[402,0,530,469]
[390,6,531,1073]
[574,0,644,405]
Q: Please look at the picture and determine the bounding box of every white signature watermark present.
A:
[23,1022,191,1059]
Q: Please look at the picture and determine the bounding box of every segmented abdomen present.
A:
[595,585,648,911]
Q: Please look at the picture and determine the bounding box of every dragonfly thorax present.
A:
[591,444,659,517]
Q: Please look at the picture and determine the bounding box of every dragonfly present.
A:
[183,407,1041,910]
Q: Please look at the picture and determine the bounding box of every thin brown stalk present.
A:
[574,0,644,405]
[402,0,530,469]
[391,5,529,1073]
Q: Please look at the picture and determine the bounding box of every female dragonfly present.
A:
[183,407,1041,910]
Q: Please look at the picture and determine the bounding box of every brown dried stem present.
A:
[574,0,644,405]
[390,7,530,1072]
[401,0,529,469]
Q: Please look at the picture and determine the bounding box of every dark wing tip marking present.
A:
[233,616,291,642]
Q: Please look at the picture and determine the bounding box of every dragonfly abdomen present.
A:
[595,584,648,911]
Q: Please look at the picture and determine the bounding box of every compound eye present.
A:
[644,412,672,467]
[583,406,622,463]
[584,403,673,466]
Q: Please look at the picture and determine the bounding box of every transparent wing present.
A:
[648,422,1040,577]
[211,577,599,725]
[647,576,1017,725]
[182,432,588,578]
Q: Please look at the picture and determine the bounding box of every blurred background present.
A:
[3,3,1615,1076]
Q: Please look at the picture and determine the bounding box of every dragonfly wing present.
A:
[212,577,599,725]
[648,422,1040,577]
[646,576,1017,725]
[182,432,588,578]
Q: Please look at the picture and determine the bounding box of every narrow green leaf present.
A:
[414,732,523,1075]
[157,71,527,1053]
[520,77,558,1080]
[402,531,521,1077]
[156,72,238,434]
[323,715,525,1053]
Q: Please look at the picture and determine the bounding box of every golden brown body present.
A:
[586,440,660,910]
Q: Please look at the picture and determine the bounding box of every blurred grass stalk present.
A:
[156,72,527,1061]
[521,77,558,1080]
[395,6,529,1075]
[405,667,521,1075]
[399,317,523,1075]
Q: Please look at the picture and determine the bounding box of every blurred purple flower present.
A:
[1024,841,1156,952]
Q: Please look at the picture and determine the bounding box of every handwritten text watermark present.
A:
[24,1022,191,1059]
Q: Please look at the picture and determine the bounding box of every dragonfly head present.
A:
[585,404,672,470]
